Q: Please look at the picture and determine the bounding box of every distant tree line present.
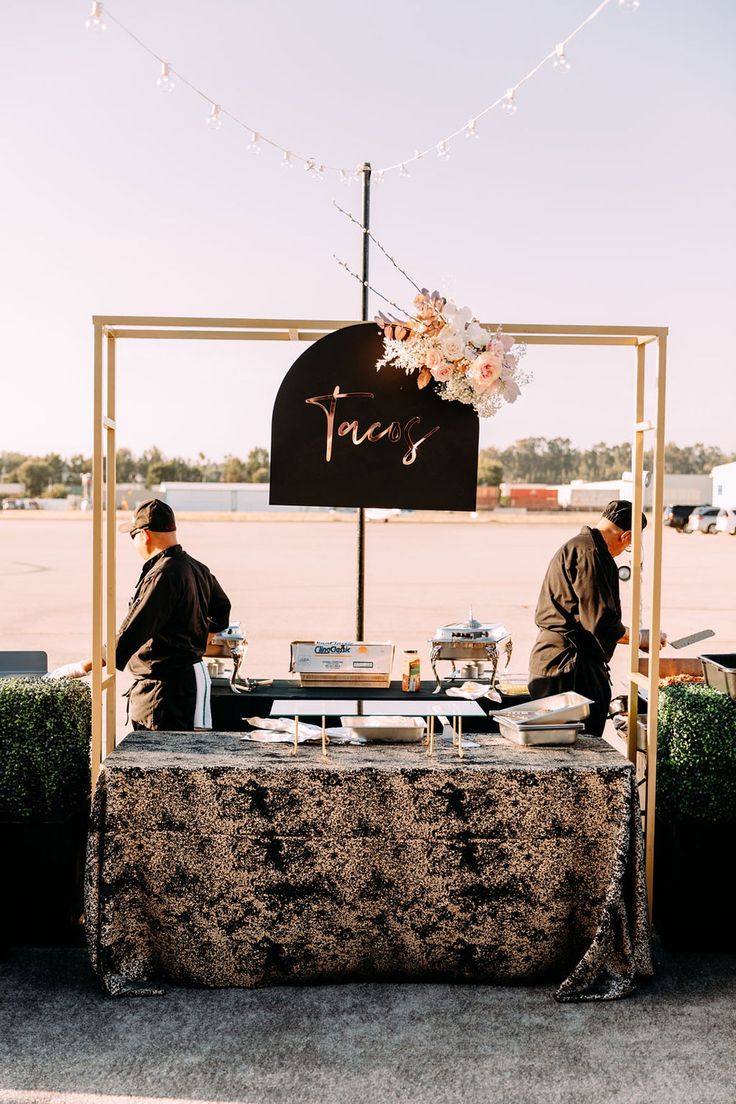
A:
[0,446,271,497]
[478,438,734,486]
[2,439,733,498]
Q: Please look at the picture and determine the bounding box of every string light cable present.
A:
[84,0,641,180]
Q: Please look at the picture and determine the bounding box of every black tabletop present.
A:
[210,679,531,732]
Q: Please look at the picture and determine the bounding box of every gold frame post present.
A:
[91,323,104,784]
[644,335,667,912]
[104,332,117,755]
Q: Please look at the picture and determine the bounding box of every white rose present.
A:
[439,330,466,361]
[466,321,487,347]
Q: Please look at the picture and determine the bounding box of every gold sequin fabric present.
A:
[85,732,652,1001]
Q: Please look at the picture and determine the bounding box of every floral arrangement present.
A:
[375,290,529,418]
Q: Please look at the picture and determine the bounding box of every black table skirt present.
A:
[85,731,652,1002]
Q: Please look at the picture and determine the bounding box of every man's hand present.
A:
[639,629,668,653]
[46,662,88,680]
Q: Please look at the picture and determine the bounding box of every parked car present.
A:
[716,508,736,535]
[688,506,720,534]
[1,499,20,510]
[663,504,697,532]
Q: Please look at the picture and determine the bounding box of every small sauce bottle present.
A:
[402,649,421,692]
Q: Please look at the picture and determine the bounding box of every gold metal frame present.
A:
[92,316,668,910]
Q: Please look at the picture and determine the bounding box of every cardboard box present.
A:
[290,641,394,688]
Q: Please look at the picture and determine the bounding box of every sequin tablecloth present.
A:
[85,730,652,1001]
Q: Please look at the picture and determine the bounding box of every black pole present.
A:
[356,161,371,641]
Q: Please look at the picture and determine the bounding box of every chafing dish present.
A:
[429,609,512,693]
[206,623,253,692]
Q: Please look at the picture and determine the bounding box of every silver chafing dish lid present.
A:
[430,609,511,644]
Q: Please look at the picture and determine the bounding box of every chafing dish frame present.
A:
[429,614,513,693]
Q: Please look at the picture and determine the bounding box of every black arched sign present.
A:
[269,323,479,510]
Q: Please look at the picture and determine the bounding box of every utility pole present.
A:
[356,161,371,640]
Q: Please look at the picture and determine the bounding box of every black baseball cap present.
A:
[601,500,647,531]
[119,498,177,534]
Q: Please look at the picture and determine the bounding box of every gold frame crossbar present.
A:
[91,316,668,915]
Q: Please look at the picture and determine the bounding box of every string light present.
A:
[82,0,638,180]
[502,90,517,115]
[156,61,175,93]
[85,1,106,32]
[553,44,571,72]
[247,130,262,154]
[375,170,385,184]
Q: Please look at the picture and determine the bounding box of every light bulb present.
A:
[414,149,423,160]
[502,90,517,115]
[436,140,450,161]
[399,162,410,178]
[465,119,479,140]
[206,104,222,130]
[339,169,349,184]
[553,44,571,72]
[315,164,325,181]
[281,151,293,169]
[304,158,316,175]
[375,170,385,184]
[157,62,175,93]
[247,131,262,154]
[619,0,640,9]
[85,1,106,32]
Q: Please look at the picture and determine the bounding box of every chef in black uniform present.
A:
[528,500,665,737]
[50,499,231,730]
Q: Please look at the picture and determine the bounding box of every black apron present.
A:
[127,666,197,731]
[528,630,611,737]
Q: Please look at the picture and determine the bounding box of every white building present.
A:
[155,482,315,513]
[620,472,712,509]
[711,462,736,508]
[558,473,712,511]
[558,480,621,510]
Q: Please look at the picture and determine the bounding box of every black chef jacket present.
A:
[528,526,625,736]
[115,545,231,730]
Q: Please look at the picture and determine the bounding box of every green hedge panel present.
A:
[657,683,736,822]
[0,678,91,821]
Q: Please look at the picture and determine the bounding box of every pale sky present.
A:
[1,0,734,460]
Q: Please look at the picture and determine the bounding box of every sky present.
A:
[1,0,735,461]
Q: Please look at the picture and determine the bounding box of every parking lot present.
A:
[1,511,733,696]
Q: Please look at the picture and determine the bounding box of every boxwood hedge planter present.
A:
[0,678,91,947]
[654,683,736,950]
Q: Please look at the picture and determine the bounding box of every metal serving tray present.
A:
[700,654,736,701]
[492,691,593,727]
[339,716,426,743]
[498,719,584,746]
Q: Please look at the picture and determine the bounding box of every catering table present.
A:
[85,729,652,1002]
